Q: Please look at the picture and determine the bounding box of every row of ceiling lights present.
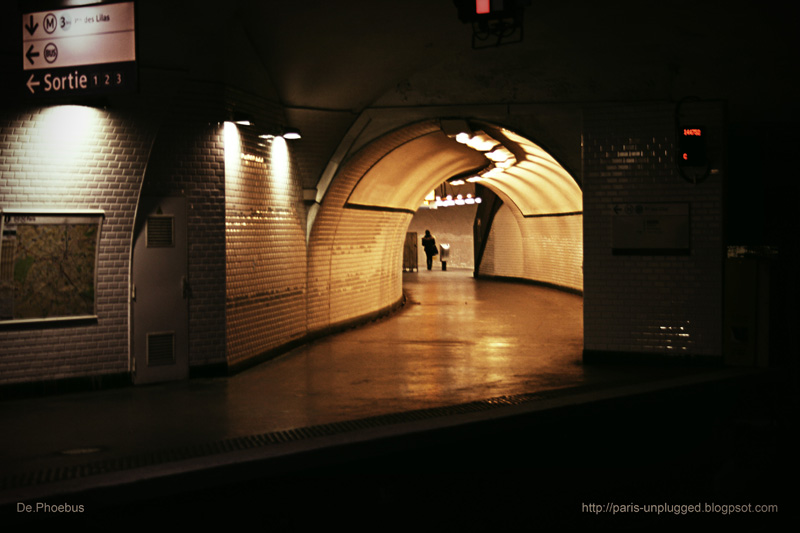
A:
[424,190,483,208]
[231,112,302,140]
[453,130,516,183]
[422,123,517,209]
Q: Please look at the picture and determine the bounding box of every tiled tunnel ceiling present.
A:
[346,120,581,216]
[478,125,582,216]
[346,130,488,212]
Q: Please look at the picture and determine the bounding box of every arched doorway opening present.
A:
[307,118,582,334]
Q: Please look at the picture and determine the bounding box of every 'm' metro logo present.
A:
[43,13,57,34]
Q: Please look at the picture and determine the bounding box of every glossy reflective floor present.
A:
[0,269,742,505]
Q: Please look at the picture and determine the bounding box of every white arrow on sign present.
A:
[26,74,40,94]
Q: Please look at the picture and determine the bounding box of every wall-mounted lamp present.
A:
[228,110,302,140]
[258,128,302,140]
[282,127,302,140]
[232,112,254,126]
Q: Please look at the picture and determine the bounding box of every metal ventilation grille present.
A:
[0,240,15,319]
[0,240,15,282]
[147,216,174,247]
[147,332,175,366]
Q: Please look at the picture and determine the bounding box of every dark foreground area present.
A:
[2,371,795,530]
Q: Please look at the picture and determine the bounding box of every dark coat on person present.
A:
[422,233,437,257]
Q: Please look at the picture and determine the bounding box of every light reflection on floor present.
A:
[0,269,715,482]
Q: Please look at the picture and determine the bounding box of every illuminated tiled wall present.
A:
[307,123,438,332]
[479,205,583,292]
[582,102,724,358]
[0,105,432,385]
[308,203,409,333]
[479,206,524,276]
[223,124,307,367]
[0,98,726,386]
[1,91,319,385]
[0,106,153,385]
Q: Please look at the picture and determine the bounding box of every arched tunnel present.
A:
[306,118,583,333]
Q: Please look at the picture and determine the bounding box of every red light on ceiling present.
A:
[476,0,491,14]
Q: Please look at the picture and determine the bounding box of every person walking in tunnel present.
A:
[422,229,438,271]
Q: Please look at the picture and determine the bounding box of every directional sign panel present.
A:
[21,2,136,97]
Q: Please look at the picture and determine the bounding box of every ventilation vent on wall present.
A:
[0,240,15,319]
[147,332,175,366]
[147,216,174,247]
[0,240,15,282]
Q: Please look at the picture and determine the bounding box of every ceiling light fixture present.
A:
[258,128,302,140]
[485,149,508,162]
[467,136,497,152]
[455,132,471,144]
[282,127,302,140]
[430,194,482,208]
[232,112,254,126]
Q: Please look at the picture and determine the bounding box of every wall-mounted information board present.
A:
[1,210,103,323]
[611,202,690,255]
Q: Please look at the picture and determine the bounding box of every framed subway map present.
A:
[1,210,103,323]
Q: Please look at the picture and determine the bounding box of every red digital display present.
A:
[476,0,491,14]
[678,125,706,166]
